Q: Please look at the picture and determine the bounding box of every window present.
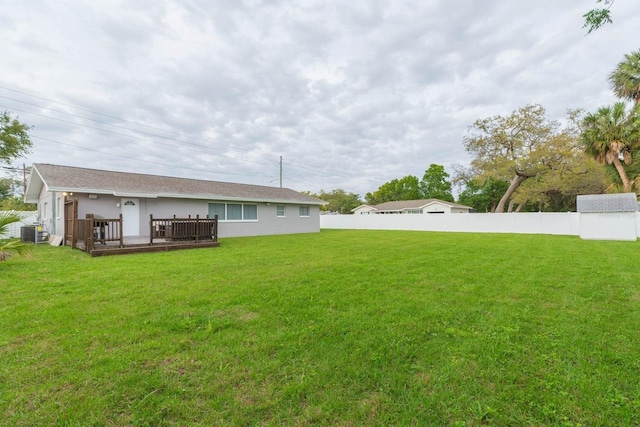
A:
[42,202,48,220]
[277,205,285,217]
[56,197,62,219]
[407,209,422,214]
[209,203,226,220]
[244,204,257,220]
[208,203,258,221]
[299,205,310,217]
[227,204,242,220]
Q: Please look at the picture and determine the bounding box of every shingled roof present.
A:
[368,199,471,211]
[25,164,325,205]
[354,199,472,212]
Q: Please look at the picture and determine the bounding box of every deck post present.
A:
[86,213,94,253]
[71,214,77,249]
[195,214,199,243]
[149,214,154,246]
[119,214,124,247]
[214,214,218,243]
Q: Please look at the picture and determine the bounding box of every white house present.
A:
[24,163,326,241]
[352,199,473,215]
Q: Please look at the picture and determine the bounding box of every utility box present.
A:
[20,225,48,243]
[20,225,36,243]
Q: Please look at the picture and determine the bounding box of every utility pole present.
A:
[279,156,282,188]
[23,163,27,195]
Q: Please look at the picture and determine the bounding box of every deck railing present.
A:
[72,214,123,252]
[66,213,218,253]
[150,214,218,244]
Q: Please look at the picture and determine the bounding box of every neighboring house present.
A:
[352,199,473,215]
[24,164,326,240]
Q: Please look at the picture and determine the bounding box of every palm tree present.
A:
[581,102,640,193]
[609,50,640,105]
[0,211,31,261]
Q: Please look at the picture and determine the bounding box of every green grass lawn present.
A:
[1,229,640,426]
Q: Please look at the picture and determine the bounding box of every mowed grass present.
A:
[1,229,640,426]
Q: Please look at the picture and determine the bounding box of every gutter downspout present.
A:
[50,192,56,235]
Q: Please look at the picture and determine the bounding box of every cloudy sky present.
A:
[2,0,639,197]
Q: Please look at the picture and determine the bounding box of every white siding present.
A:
[353,206,375,215]
[59,194,321,238]
[423,202,450,213]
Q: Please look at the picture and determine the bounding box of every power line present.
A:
[0,85,366,181]
[0,103,287,171]
[29,134,277,179]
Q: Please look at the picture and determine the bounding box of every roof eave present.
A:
[24,166,45,203]
[157,193,325,205]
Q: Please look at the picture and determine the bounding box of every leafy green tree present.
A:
[308,189,361,214]
[457,178,508,213]
[0,176,35,211]
[581,102,640,192]
[463,106,604,212]
[463,104,561,212]
[365,175,421,204]
[511,152,608,211]
[0,111,32,165]
[510,115,609,211]
[0,211,31,261]
[0,177,14,200]
[419,164,454,202]
[583,0,614,34]
[609,50,640,105]
[0,196,36,211]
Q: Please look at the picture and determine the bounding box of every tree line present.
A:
[0,111,34,211]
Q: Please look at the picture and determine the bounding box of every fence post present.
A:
[195,214,199,243]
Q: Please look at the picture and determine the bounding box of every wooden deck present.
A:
[88,239,220,257]
[65,211,220,257]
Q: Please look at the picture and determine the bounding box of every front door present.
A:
[121,198,139,236]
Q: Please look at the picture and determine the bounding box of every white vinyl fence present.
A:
[321,212,640,240]
[1,211,38,238]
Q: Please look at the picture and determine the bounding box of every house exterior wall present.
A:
[56,193,320,238]
[450,207,470,214]
[143,198,321,237]
[36,186,65,237]
[423,202,449,213]
[216,203,320,237]
[353,203,470,215]
[353,206,374,215]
